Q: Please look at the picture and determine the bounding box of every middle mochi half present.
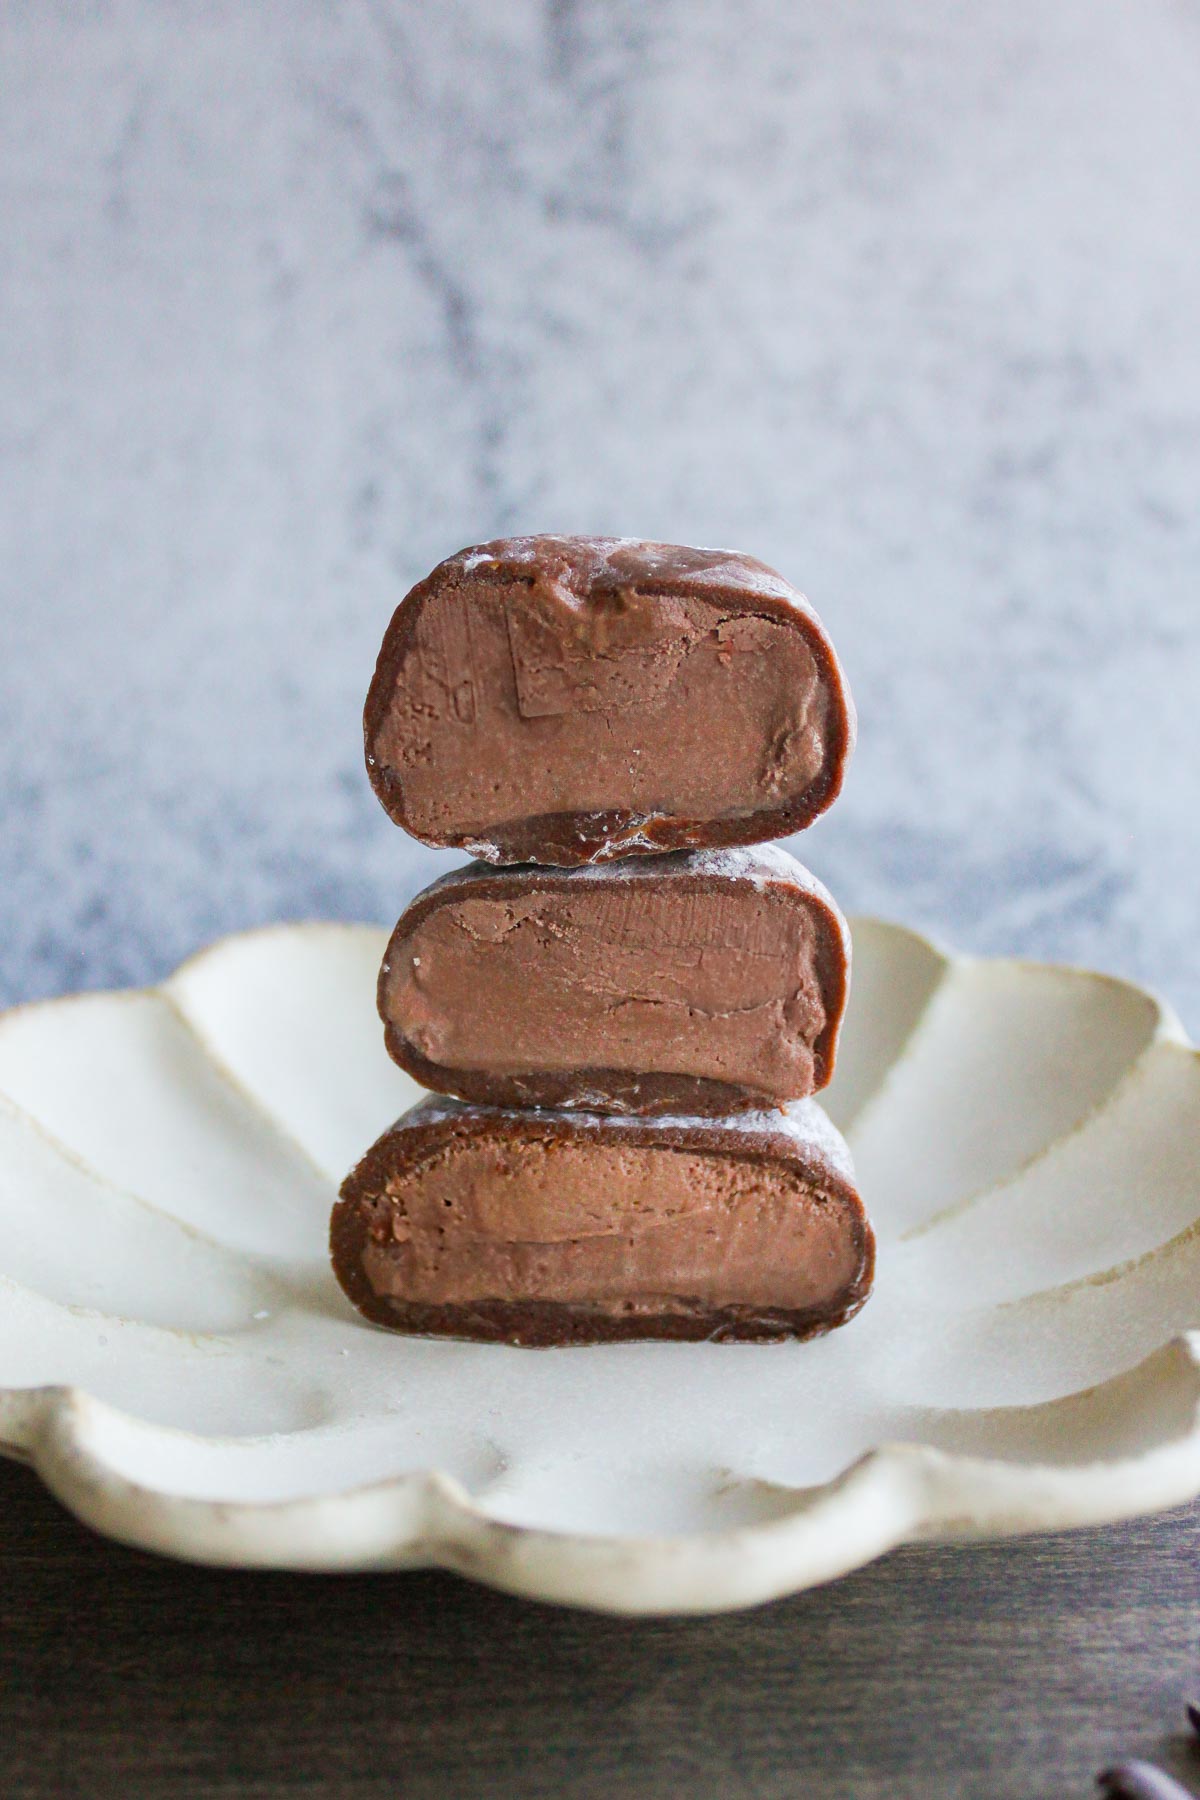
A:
[378,843,850,1116]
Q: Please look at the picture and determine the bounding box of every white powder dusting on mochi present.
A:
[436,536,820,623]
[404,843,848,943]
[392,1093,856,1186]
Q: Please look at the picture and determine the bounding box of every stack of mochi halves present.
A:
[330,537,876,1347]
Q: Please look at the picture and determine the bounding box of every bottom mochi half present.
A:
[331,1097,874,1347]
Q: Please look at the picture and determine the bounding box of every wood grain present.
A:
[3,1458,1200,1799]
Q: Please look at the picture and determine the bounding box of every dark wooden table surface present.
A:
[3,1456,1199,1799]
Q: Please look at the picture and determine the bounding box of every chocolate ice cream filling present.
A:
[373,588,827,839]
[357,1135,859,1315]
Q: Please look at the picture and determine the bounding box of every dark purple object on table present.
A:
[1097,1761,1195,1800]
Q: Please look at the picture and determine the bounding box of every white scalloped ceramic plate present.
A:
[2,917,1199,1614]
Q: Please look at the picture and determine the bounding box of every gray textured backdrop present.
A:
[4,0,1199,1027]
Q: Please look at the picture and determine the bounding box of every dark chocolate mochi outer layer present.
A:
[331,1097,875,1347]
[364,536,856,865]
[378,845,851,1115]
